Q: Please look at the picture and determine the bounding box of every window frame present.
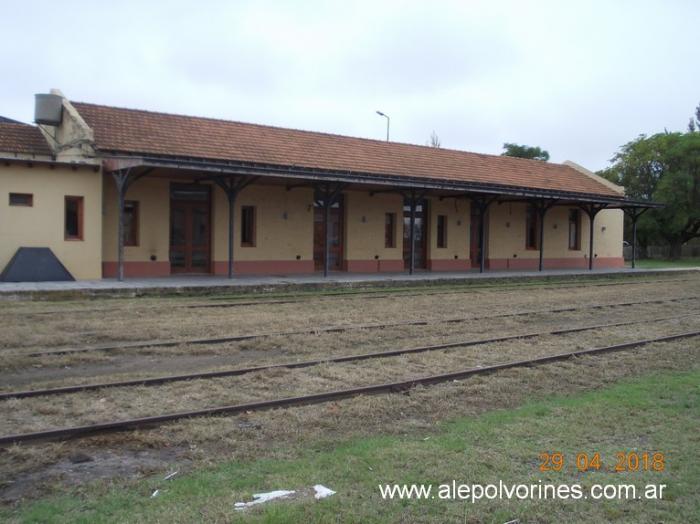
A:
[241,205,256,247]
[385,212,396,248]
[64,195,84,241]
[9,193,33,207]
[124,200,140,247]
[568,208,581,250]
[525,205,539,250]
[436,214,448,248]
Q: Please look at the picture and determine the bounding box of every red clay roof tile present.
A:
[0,123,52,156]
[72,102,620,197]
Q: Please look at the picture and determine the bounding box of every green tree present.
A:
[688,102,700,132]
[601,131,700,259]
[501,143,550,161]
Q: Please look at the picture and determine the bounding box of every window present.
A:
[525,205,538,250]
[9,193,33,206]
[385,212,396,248]
[436,214,448,248]
[568,209,581,250]
[64,196,84,240]
[241,206,256,246]
[124,200,139,246]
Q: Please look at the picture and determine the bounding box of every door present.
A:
[470,206,488,267]
[314,197,344,271]
[170,185,211,274]
[403,199,427,269]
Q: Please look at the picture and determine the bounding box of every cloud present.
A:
[1,0,698,170]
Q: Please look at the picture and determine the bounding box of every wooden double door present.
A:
[469,206,488,267]
[170,185,211,274]
[313,197,344,271]
[403,199,428,269]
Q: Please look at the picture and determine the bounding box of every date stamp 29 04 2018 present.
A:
[539,451,665,473]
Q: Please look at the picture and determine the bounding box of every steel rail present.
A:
[8,276,696,317]
[15,299,299,317]
[11,295,699,358]
[193,277,697,308]
[1,313,697,401]
[1,330,697,446]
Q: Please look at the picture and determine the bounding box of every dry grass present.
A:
[2,338,697,505]
[1,277,698,350]
[0,297,695,387]
[2,315,698,435]
[1,273,699,503]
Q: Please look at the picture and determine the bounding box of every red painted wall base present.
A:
[345,259,404,272]
[487,257,625,270]
[102,256,624,278]
[102,261,170,278]
[213,260,315,275]
[427,259,471,271]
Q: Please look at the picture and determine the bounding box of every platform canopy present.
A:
[64,102,661,280]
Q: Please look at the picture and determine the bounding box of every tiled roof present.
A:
[0,123,52,156]
[72,102,620,197]
[0,116,22,124]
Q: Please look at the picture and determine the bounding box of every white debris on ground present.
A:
[233,485,336,509]
[313,485,336,500]
[234,490,296,510]
[150,489,160,498]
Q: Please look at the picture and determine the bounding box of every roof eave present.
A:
[99,150,661,208]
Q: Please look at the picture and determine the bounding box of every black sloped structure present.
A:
[0,247,74,282]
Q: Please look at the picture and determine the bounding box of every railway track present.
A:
[10,295,699,357]
[1,330,697,446]
[197,276,698,308]
[5,276,696,317]
[1,313,697,401]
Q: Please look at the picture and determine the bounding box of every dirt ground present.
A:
[1,273,699,505]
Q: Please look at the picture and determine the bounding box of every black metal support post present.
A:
[622,207,649,269]
[212,175,258,278]
[472,197,495,273]
[588,214,595,270]
[114,172,127,283]
[227,190,236,278]
[409,192,416,275]
[403,189,428,275]
[324,187,331,278]
[111,168,153,282]
[479,205,486,273]
[580,203,608,270]
[632,219,637,268]
[315,183,346,278]
[533,199,558,272]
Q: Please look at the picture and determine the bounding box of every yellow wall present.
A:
[104,179,314,267]
[103,176,171,263]
[344,191,404,261]
[212,184,314,261]
[101,176,623,275]
[427,197,470,261]
[486,202,622,261]
[0,164,102,279]
[592,208,624,258]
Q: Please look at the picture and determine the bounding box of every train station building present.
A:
[0,91,656,281]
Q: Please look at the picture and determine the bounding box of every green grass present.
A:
[4,370,699,523]
[630,257,700,269]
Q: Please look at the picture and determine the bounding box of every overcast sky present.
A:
[2,0,698,171]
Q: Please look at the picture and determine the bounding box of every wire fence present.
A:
[624,244,700,260]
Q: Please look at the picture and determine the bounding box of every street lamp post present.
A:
[376,111,390,141]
